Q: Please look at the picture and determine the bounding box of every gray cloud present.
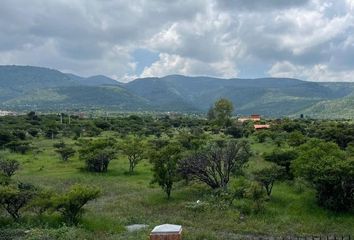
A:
[0,0,353,81]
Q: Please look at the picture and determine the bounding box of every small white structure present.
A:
[150,224,182,240]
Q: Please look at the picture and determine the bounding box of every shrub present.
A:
[264,149,298,179]
[121,135,145,174]
[53,184,100,225]
[293,139,354,211]
[150,143,182,199]
[179,140,251,190]
[79,139,117,172]
[0,158,20,178]
[0,183,37,220]
[252,164,284,197]
[54,142,75,162]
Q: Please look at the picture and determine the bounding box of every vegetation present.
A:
[0,108,353,239]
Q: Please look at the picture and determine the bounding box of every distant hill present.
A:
[1,65,354,117]
[65,73,122,86]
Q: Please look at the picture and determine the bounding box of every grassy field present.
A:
[1,134,353,240]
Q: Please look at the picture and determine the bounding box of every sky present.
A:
[1,0,354,82]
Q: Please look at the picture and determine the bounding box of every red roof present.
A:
[254,124,270,129]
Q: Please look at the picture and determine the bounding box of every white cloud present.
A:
[141,53,238,78]
[268,61,354,81]
[0,0,354,81]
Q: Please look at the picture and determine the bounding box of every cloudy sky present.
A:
[1,0,354,82]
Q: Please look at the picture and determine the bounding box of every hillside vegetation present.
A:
[0,108,353,239]
[1,65,354,117]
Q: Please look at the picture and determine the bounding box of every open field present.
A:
[1,134,353,240]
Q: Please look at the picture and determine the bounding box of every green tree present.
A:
[179,140,251,190]
[79,139,117,172]
[150,143,182,199]
[253,164,284,197]
[53,184,100,225]
[54,141,75,162]
[0,158,20,178]
[292,139,354,211]
[121,135,145,174]
[264,149,298,179]
[56,146,76,162]
[0,183,37,221]
[210,98,234,127]
[287,131,306,147]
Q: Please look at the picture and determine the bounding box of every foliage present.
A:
[79,139,117,172]
[293,139,354,211]
[54,142,75,162]
[0,183,37,220]
[52,184,100,225]
[209,98,234,127]
[252,164,284,197]
[287,131,307,147]
[264,149,298,179]
[179,140,251,190]
[150,143,182,199]
[0,157,20,178]
[5,140,31,154]
[120,135,145,173]
[246,182,266,213]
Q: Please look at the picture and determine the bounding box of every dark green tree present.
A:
[150,143,182,199]
[253,164,284,197]
[121,135,145,174]
[293,139,354,211]
[179,140,251,190]
[53,184,100,225]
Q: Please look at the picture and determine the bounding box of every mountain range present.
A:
[1,65,354,118]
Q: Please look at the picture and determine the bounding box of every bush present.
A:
[53,184,100,225]
[0,158,20,178]
[5,140,31,154]
[54,142,75,162]
[252,164,284,197]
[0,183,37,220]
[264,149,298,179]
[179,140,251,190]
[79,139,117,172]
[293,139,354,211]
[150,143,182,199]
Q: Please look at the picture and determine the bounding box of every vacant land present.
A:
[1,134,353,240]
[0,113,354,240]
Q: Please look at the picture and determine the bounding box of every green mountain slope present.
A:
[2,85,149,111]
[1,65,354,117]
[296,95,354,118]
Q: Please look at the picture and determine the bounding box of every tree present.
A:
[121,135,145,174]
[292,139,354,211]
[179,140,251,190]
[0,158,20,178]
[53,184,100,225]
[210,98,234,127]
[0,183,37,220]
[264,149,298,179]
[287,131,306,147]
[79,139,117,172]
[253,164,284,197]
[225,124,244,138]
[150,143,182,199]
[56,146,76,162]
[0,130,14,148]
[54,141,75,162]
[6,140,31,154]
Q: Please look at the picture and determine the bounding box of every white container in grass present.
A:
[150,224,182,240]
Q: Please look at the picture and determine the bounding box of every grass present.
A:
[1,135,353,240]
